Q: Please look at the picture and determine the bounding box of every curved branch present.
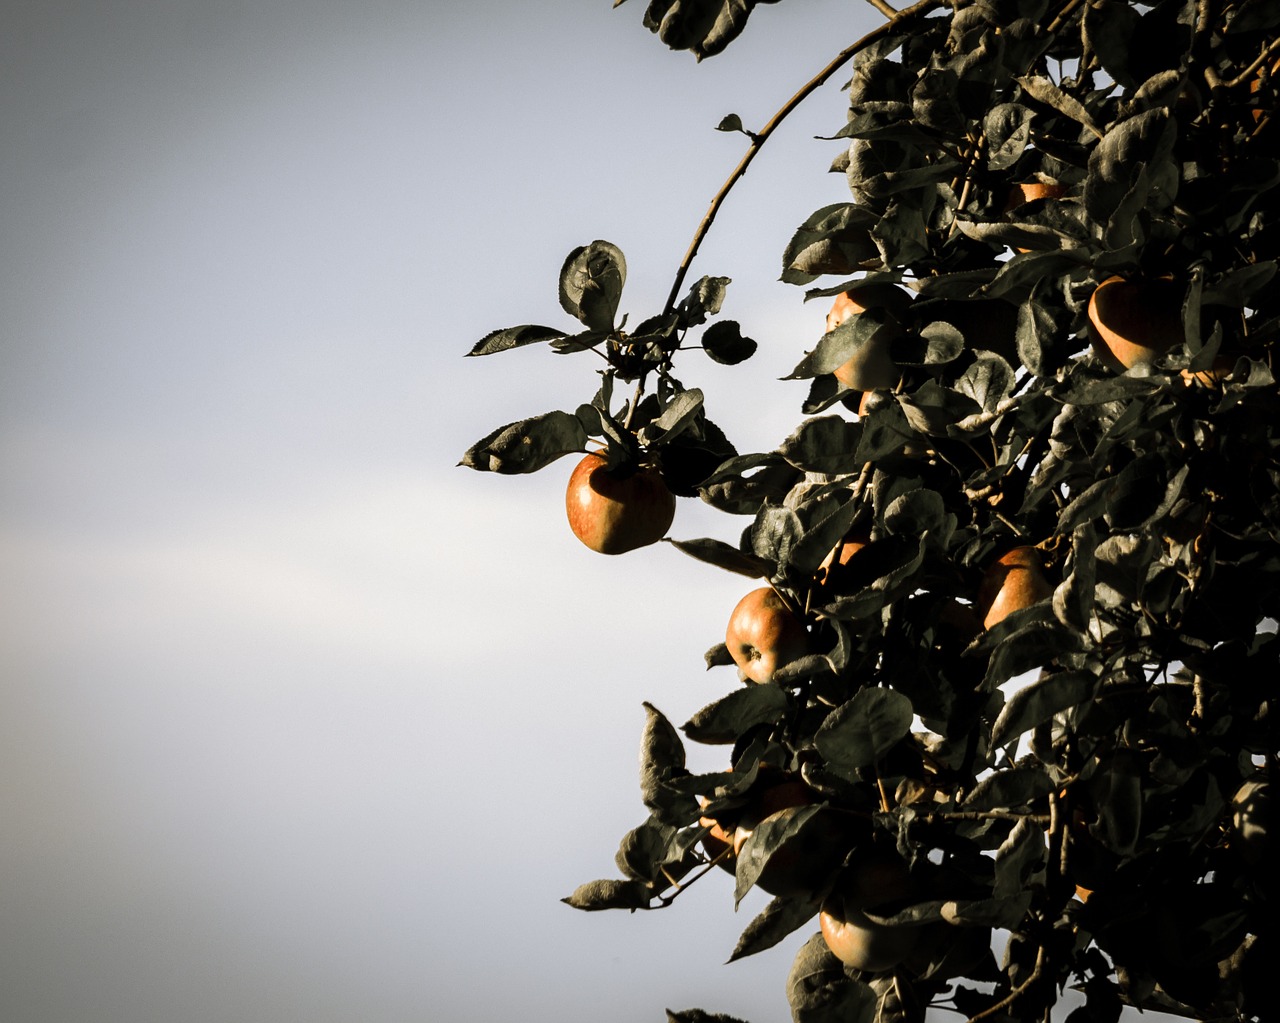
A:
[662,0,948,315]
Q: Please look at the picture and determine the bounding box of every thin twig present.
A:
[966,946,1048,1023]
[661,0,949,316]
[863,0,899,17]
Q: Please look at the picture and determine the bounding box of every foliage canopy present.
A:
[464,0,1279,1019]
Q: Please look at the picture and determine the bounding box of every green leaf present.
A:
[458,411,586,474]
[963,766,1054,811]
[666,537,773,578]
[666,1010,753,1023]
[683,683,789,745]
[639,0,781,60]
[734,803,823,905]
[701,319,757,364]
[786,933,878,1023]
[993,818,1046,900]
[640,702,696,826]
[814,688,913,772]
[561,878,653,911]
[985,103,1035,171]
[638,388,706,451]
[559,240,626,331]
[466,324,565,356]
[956,353,1017,412]
[728,896,819,962]
[781,204,880,284]
[1016,75,1103,137]
[990,670,1098,749]
[716,113,749,135]
[778,416,862,475]
[678,275,731,328]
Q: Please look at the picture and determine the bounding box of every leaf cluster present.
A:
[464,1,1280,1020]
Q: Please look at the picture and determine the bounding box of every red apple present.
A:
[565,452,676,555]
[725,587,808,684]
[1088,276,1184,371]
[819,851,918,972]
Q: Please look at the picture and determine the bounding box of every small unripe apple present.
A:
[1088,276,1184,371]
[565,452,676,554]
[976,546,1053,629]
[725,587,808,684]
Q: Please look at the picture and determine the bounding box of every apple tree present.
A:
[462,0,1279,1019]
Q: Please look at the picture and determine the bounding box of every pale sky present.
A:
[0,2,1186,1020]
[1,2,878,1021]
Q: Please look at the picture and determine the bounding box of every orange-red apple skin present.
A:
[565,453,676,554]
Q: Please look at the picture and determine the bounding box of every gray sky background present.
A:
[1,2,888,1021]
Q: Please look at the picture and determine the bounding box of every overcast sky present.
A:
[0,2,890,1022]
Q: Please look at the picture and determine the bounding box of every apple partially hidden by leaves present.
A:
[725,587,808,683]
[826,286,910,394]
[1088,276,1184,371]
[819,851,918,972]
[976,546,1053,629]
[565,452,676,554]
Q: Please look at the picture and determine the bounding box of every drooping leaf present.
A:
[729,895,819,962]
[638,0,782,60]
[640,702,697,826]
[458,411,587,473]
[734,803,824,904]
[683,683,789,745]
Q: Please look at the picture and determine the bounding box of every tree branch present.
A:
[662,0,949,315]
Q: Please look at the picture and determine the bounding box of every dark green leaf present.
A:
[734,803,823,904]
[728,896,819,962]
[561,878,652,911]
[639,0,781,60]
[990,670,1098,749]
[683,684,789,745]
[667,537,773,578]
[466,324,565,357]
[559,240,626,331]
[702,319,757,364]
[666,1010,753,1023]
[678,275,731,328]
[641,702,696,826]
[458,411,587,474]
[640,388,705,448]
[778,416,861,475]
[963,765,1054,811]
[781,204,880,285]
[814,688,913,772]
